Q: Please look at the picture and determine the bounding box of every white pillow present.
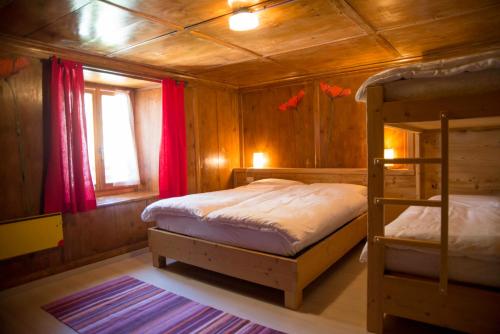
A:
[250,178,303,186]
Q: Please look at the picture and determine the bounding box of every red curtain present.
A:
[44,57,96,213]
[159,78,187,198]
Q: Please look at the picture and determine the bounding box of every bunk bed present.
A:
[359,53,500,334]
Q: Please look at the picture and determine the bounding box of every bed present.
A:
[360,51,500,333]
[143,172,369,309]
[360,194,500,288]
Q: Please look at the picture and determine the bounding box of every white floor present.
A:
[0,243,457,334]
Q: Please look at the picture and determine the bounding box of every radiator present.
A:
[0,213,63,260]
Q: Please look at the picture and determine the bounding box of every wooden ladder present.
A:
[373,114,449,294]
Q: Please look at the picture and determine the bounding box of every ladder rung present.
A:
[375,158,442,165]
[374,236,441,249]
[375,198,442,207]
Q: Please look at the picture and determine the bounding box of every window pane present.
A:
[101,93,140,185]
[84,92,96,185]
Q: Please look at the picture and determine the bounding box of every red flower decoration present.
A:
[0,57,30,78]
[279,89,305,111]
[320,82,351,98]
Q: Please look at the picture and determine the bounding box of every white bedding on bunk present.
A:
[206,183,367,254]
[141,179,303,221]
[355,50,500,102]
[360,194,500,287]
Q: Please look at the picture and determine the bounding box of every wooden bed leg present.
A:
[284,288,303,310]
[152,253,166,268]
[367,308,383,334]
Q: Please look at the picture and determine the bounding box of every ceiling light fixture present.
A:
[229,9,259,31]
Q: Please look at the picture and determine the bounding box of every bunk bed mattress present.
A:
[355,50,500,102]
[385,247,500,288]
[154,183,368,256]
[361,194,500,287]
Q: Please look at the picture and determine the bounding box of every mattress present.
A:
[385,248,500,288]
[360,194,500,288]
[145,182,368,256]
[156,215,299,256]
[355,50,500,102]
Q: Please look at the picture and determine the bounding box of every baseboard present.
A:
[0,241,148,290]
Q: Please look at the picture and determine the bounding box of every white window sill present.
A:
[96,191,158,208]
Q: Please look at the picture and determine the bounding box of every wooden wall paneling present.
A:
[313,79,321,167]
[239,70,410,169]
[216,88,240,189]
[0,73,26,220]
[133,82,240,194]
[9,58,44,217]
[0,57,43,220]
[241,83,315,168]
[420,128,500,198]
[0,198,155,289]
[184,84,200,194]
[196,84,221,192]
[191,85,202,193]
[134,87,162,193]
[318,71,374,168]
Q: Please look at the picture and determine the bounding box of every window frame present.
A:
[84,83,138,195]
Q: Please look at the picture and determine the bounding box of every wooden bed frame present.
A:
[149,213,366,309]
[149,168,372,309]
[366,74,500,333]
[149,167,416,309]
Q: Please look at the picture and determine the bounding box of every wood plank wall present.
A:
[0,56,44,220]
[420,128,500,198]
[134,83,240,194]
[0,56,159,289]
[0,54,240,289]
[240,70,408,168]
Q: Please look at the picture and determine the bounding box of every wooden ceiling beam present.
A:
[0,33,237,89]
[330,0,402,58]
[238,42,500,91]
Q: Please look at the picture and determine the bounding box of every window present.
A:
[84,85,140,193]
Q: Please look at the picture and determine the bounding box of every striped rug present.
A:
[42,276,285,334]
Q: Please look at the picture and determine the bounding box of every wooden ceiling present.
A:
[1,0,499,87]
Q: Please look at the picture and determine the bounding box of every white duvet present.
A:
[141,179,303,221]
[206,183,367,253]
[360,195,500,263]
